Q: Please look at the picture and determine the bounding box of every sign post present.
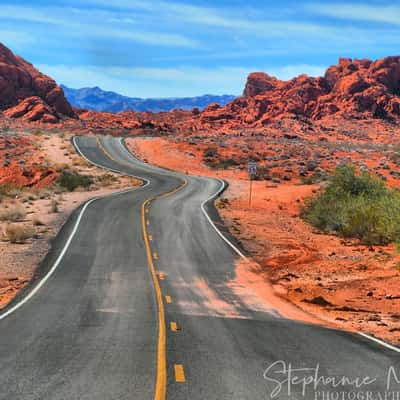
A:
[247,162,257,208]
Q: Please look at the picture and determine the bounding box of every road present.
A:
[0,135,398,400]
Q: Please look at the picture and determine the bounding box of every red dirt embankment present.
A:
[0,134,59,187]
[129,137,400,346]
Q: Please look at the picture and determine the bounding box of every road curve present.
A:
[0,136,398,400]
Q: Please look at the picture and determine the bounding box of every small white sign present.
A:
[248,162,257,175]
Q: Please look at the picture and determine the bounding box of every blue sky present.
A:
[2,0,400,97]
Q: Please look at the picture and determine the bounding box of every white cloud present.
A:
[37,63,327,98]
[0,5,198,48]
[88,27,198,48]
[309,3,400,26]
[85,0,378,41]
[0,31,35,48]
[0,6,67,25]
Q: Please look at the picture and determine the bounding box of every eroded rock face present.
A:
[199,56,400,128]
[5,51,398,132]
[243,72,282,97]
[0,42,75,123]
[0,134,58,187]
[65,55,400,135]
[4,97,59,123]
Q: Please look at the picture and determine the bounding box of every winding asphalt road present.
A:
[0,135,398,400]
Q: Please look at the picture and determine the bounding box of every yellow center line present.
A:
[170,322,179,332]
[96,137,117,162]
[174,364,186,383]
[95,136,190,399]
[141,178,188,400]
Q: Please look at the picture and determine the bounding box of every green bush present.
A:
[58,171,92,192]
[301,165,400,246]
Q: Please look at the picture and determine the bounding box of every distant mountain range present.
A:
[61,85,236,113]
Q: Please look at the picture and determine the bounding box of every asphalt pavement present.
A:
[0,135,398,400]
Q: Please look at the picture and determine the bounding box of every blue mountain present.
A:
[61,85,236,113]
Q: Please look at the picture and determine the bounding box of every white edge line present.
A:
[202,180,400,354]
[200,179,248,260]
[123,137,400,355]
[358,332,400,353]
[0,137,149,321]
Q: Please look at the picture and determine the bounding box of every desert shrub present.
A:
[300,169,328,185]
[72,157,91,168]
[58,171,92,192]
[0,204,26,222]
[97,173,118,186]
[32,218,45,226]
[217,158,240,169]
[203,147,218,158]
[0,184,23,199]
[53,163,70,172]
[50,199,59,213]
[5,224,35,243]
[253,165,270,180]
[301,165,400,245]
[216,198,230,209]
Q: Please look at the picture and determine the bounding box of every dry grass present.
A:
[72,157,91,168]
[0,204,26,222]
[53,163,70,172]
[0,184,23,199]
[4,224,35,244]
[96,173,119,186]
[49,199,59,213]
[32,218,45,226]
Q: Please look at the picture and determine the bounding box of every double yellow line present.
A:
[96,137,117,162]
[96,135,188,399]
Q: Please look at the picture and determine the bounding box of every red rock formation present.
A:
[4,97,59,123]
[243,72,282,97]
[0,42,75,123]
[0,135,58,187]
[198,56,400,129]
[5,52,397,134]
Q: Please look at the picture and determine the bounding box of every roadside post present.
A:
[247,161,257,208]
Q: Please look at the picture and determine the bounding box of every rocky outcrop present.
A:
[4,97,59,123]
[243,72,282,97]
[76,56,400,135]
[0,42,75,123]
[199,56,400,128]
[0,134,58,188]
